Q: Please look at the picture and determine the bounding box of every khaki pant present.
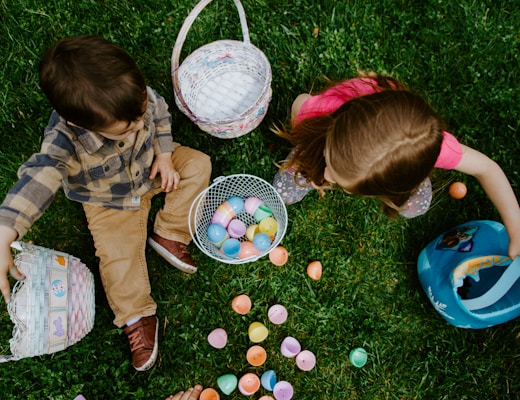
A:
[83,144,211,327]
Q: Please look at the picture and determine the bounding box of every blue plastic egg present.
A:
[221,238,241,258]
[253,233,271,252]
[207,223,229,247]
[227,196,245,215]
[261,370,277,391]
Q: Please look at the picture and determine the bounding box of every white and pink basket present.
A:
[0,242,95,362]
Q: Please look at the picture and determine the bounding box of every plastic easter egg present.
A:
[245,196,264,215]
[217,374,238,395]
[449,181,467,199]
[246,345,267,366]
[261,370,277,391]
[280,336,301,358]
[254,204,273,222]
[226,196,245,214]
[349,347,368,368]
[220,238,241,258]
[248,321,269,343]
[269,246,288,266]
[200,388,220,400]
[207,223,229,247]
[253,233,271,252]
[207,328,227,349]
[296,350,316,371]
[227,219,247,238]
[268,304,288,325]
[259,217,278,239]
[238,241,261,259]
[231,294,252,315]
[273,381,294,400]
[246,224,260,241]
[307,261,322,280]
[211,202,235,228]
[238,373,260,396]
[259,397,275,400]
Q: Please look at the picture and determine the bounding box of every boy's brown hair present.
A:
[38,35,147,131]
[276,74,444,216]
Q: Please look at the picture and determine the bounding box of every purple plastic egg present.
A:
[211,202,236,227]
[227,219,247,238]
[273,381,294,400]
[280,336,301,358]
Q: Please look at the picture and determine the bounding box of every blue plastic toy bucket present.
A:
[417,220,520,329]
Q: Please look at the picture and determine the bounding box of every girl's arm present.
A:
[455,144,520,259]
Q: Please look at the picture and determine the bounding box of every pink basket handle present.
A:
[171,0,251,114]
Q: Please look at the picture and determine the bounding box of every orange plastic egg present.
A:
[307,261,322,280]
[238,373,261,396]
[269,246,289,266]
[200,388,220,400]
[238,241,261,259]
[231,294,252,315]
[449,181,467,199]
[246,345,267,366]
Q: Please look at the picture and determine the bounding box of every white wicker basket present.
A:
[0,242,95,362]
[171,0,272,139]
[189,174,287,264]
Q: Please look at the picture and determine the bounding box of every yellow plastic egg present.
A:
[248,321,269,343]
[246,224,259,241]
[268,246,288,266]
[231,294,252,315]
[307,261,323,280]
[259,217,278,240]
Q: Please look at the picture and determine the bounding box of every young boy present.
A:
[0,35,212,371]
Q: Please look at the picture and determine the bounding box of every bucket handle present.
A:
[171,0,251,116]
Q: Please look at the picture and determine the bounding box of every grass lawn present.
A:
[1,0,519,399]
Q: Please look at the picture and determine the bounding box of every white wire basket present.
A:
[0,242,95,362]
[189,174,287,264]
[171,0,272,139]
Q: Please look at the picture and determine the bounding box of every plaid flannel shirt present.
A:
[0,87,174,238]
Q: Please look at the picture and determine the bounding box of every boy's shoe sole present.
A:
[148,234,197,274]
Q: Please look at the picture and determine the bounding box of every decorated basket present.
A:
[0,242,95,362]
[171,0,272,138]
[418,220,520,329]
[189,174,287,264]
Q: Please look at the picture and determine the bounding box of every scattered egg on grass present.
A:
[231,294,252,315]
[217,374,237,395]
[246,345,267,366]
[238,373,261,396]
[307,261,323,280]
[349,347,368,368]
[295,349,316,371]
[449,181,467,199]
[261,370,277,391]
[268,304,288,324]
[200,388,220,400]
[273,381,294,400]
[207,328,227,349]
[269,246,289,266]
[248,321,269,343]
[280,336,301,358]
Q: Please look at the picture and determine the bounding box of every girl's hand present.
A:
[165,385,203,400]
[0,226,24,304]
[150,152,179,192]
[506,223,520,260]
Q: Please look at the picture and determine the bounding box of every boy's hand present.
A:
[150,152,179,192]
[0,226,24,304]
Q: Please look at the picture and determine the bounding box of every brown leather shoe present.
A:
[123,315,158,371]
[148,233,197,274]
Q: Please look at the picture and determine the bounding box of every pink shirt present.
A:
[296,78,463,170]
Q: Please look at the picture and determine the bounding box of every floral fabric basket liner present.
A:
[0,242,95,362]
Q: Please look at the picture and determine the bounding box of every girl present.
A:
[273,73,520,259]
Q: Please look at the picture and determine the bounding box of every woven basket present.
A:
[0,242,95,362]
[189,174,287,264]
[171,0,272,139]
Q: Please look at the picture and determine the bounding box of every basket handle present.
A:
[171,0,251,114]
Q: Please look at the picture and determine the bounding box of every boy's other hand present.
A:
[0,226,24,304]
[150,152,179,192]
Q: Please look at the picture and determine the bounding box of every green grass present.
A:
[1,0,520,399]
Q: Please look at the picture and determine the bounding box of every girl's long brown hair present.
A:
[274,74,444,216]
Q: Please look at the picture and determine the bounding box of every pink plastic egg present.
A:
[259,397,275,400]
[231,294,252,315]
[227,219,247,238]
[268,304,288,324]
[211,203,235,228]
[238,241,261,259]
[238,373,260,396]
[207,328,227,349]
[295,350,316,371]
[245,196,264,215]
